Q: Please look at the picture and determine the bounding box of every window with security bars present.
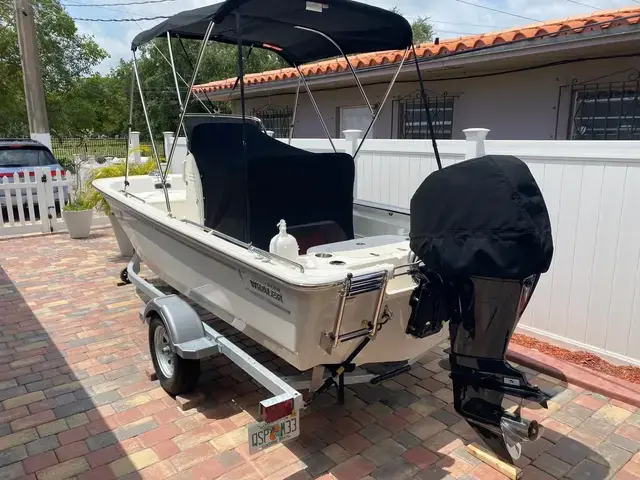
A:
[398,95,455,139]
[250,105,293,138]
[571,82,640,140]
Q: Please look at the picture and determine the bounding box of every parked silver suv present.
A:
[0,139,65,208]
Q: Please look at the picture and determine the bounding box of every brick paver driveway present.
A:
[1,230,640,480]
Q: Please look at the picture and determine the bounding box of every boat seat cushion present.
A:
[189,121,355,250]
[283,221,350,255]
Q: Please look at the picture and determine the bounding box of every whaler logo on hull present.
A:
[239,271,290,313]
[249,279,283,304]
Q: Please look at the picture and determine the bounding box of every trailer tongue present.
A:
[407,154,555,464]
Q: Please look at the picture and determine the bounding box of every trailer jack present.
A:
[308,336,372,405]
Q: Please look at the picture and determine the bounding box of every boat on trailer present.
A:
[93,0,555,463]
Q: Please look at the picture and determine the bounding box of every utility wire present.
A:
[455,0,541,22]
[66,3,130,15]
[63,0,174,6]
[401,14,511,29]
[72,15,169,21]
[429,19,512,29]
[564,0,603,10]
[433,29,478,36]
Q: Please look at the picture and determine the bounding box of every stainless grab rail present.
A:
[180,218,305,273]
[120,191,148,204]
[392,260,422,278]
[247,245,305,274]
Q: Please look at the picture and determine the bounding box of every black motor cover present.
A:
[408,155,554,464]
[410,155,553,280]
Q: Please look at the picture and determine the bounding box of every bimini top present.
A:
[131,0,413,65]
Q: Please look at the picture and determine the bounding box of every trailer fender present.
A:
[143,295,218,360]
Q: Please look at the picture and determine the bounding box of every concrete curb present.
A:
[507,343,640,408]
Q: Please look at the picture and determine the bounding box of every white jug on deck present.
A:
[269,220,299,261]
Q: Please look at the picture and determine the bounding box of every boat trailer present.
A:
[121,254,414,453]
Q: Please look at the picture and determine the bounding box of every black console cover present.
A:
[189,121,355,250]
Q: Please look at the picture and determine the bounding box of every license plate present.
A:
[248,411,300,454]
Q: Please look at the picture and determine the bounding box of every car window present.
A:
[0,148,57,168]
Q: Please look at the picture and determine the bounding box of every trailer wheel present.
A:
[120,268,131,285]
[149,317,200,395]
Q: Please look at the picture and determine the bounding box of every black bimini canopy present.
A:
[131,0,413,65]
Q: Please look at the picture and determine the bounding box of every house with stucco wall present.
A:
[193,6,640,141]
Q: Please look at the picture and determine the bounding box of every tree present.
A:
[113,38,287,137]
[1,0,287,139]
[390,6,434,44]
[0,0,107,137]
[47,74,131,137]
[411,16,434,44]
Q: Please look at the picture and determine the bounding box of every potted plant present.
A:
[84,159,158,256]
[60,155,95,239]
[63,190,95,239]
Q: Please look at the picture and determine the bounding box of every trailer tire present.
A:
[149,316,200,395]
[120,268,131,285]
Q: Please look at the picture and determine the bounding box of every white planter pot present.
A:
[109,214,134,257]
[62,209,94,239]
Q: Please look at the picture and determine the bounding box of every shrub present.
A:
[83,159,158,215]
[57,157,77,174]
[140,144,152,156]
[63,192,95,212]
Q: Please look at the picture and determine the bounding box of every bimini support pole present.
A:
[124,56,136,193]
[132,50,170,212]
[166,33,189,143]
[412,44,443,170]
[288,76,301,145]
[167,32,183,111]
[293,26,374,116]
[236,12,250,241]
[163,21,215,183]
[353,47,409,159]
[226,46,253,103]
[296,66,337,153]
[151,39,214,117]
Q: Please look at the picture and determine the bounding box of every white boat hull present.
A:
[98,175,446,371]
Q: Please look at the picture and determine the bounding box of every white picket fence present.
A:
[287,129,640,367]
[0,167,109,237]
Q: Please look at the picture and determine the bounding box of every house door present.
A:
[340,106,372,138]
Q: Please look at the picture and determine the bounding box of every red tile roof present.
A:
[193,6,640,94]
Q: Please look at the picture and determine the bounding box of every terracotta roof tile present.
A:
[193,6,640,94]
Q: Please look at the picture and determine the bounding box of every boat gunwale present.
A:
[96,180,404,293]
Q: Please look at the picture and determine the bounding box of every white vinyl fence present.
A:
[289,129,640,367]
[0,167,109,237]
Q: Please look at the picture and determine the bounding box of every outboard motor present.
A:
[407,155,554,464]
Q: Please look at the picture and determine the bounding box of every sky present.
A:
[63,0,637,74]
